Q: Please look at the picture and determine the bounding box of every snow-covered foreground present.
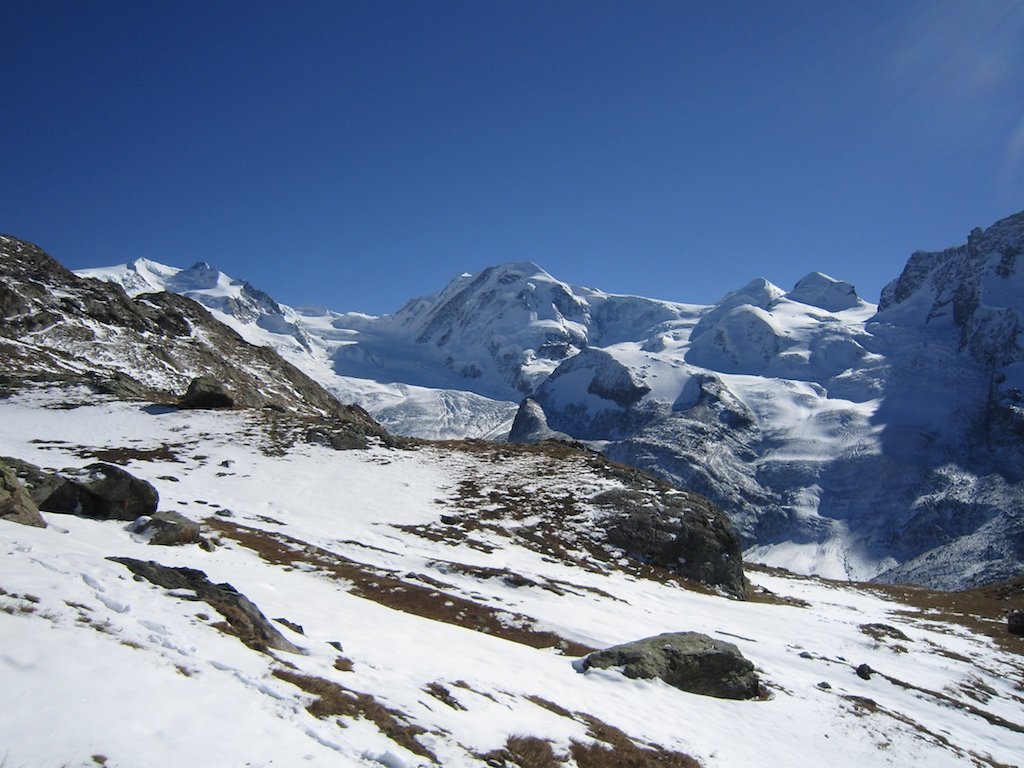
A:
[1,386,1022,768]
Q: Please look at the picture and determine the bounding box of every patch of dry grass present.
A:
[209,519,593,655]
[423,682,466,711]
[482,735,564,768]
[272,668,436,762]
[75,445,182,464]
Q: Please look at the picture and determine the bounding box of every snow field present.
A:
[2,388,1022,767]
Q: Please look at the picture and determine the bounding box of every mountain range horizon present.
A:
[55,207,1024,592]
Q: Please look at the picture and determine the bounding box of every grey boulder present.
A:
[131,510,203,546]
[582,631,760,700]
[0,461,46,528]
[178,376,235,409]
[1,458,158,521]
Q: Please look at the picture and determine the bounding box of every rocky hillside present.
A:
[0,235,380,439]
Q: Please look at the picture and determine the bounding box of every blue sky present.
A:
[3,1,1023,314]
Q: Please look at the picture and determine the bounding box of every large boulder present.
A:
[108,557,301,654]
[0,461,46,528]
[582,632,760,700]
[60,463,159,520]
[179,376,235,409]
[1009,610,1024,636]
[1,458,158,521]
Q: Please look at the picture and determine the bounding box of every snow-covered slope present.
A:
[2,383,1022,768]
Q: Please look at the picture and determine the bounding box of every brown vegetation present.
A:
[272,668,436,762]
[209,519,593,655]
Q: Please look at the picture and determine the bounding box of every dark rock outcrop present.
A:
[508,398,574,443]
[108,557,301,654]
[304,426,368,451]
[582,632,760,700]
[0,461,46,528]
[593,486,746,598]
[59,463,159,520]
[1009,610,1024,636]
[130,511,203,546]
[179,376,235,409]
[1,457,157,520]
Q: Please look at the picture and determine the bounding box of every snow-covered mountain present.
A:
[73,210,1024,590]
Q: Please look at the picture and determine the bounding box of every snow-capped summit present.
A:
[785,271,864,312]
[378,260,592,393]
[330,261,698,402]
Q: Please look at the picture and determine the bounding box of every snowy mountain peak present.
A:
[689,277,785,343]
[78,258,306,351]
[486,259,550,281]
[784,271,864,312]
[726,277,787,307]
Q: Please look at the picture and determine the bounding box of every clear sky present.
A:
[3,1,1023,314]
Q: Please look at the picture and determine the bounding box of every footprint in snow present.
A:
[81,572,105,592]
[97,593,130,614]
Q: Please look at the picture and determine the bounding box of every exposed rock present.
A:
[179,376,235,409]
[108,557,301,653]
[130,511,203,546]
[61,463,159,520]
[0,461,46,528]
[1,457,158,521]
[0,457,77,509]
[582,632,760,700]
[508,398,574,443]
[1009,610,1024,636]
[594,486,746,598]
[305,426,368,451]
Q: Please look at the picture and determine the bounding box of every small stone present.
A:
[131,511,202,546]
